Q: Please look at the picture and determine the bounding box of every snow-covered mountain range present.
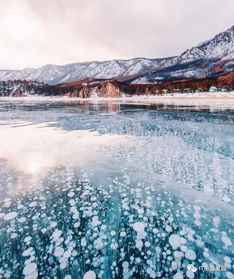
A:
[0,25,233,85]
[0,57,175,85]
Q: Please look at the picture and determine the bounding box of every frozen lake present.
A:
[0,98,233,279]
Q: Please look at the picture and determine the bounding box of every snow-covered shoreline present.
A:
[0,92,234,110]
[0,91,234,100]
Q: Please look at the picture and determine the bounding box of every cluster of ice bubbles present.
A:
[0,167,233,279]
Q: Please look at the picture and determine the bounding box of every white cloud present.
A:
[0,0,233,69]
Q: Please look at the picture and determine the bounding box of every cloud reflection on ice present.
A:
[0,120,124,180]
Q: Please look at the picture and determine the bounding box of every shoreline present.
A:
[0,91,234,100]
[0,92,234,110]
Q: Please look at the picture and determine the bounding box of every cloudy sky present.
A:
[0,0,233,69]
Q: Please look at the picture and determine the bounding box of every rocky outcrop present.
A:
[99,82,122,97]
[65,81,122,98]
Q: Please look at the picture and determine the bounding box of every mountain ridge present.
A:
[0,25,233,87]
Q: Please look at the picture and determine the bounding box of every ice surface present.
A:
[0,99,233,278]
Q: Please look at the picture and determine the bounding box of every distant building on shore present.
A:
[209,86,218,92]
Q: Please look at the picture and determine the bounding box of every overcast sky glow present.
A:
[0,0,233,69]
